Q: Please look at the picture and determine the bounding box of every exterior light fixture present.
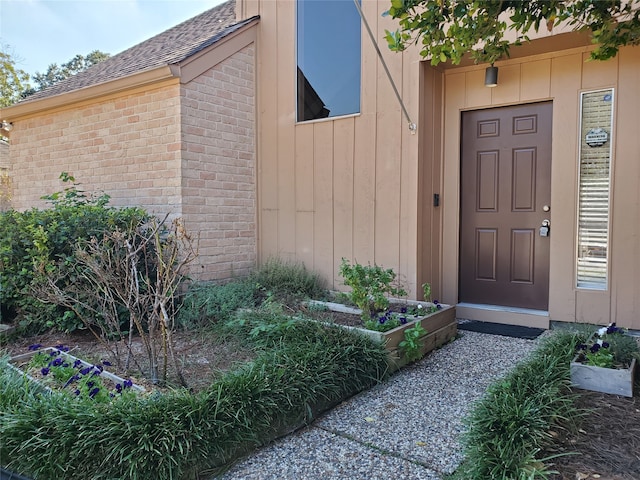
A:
[484,65,498,87]
[1,120,12,132]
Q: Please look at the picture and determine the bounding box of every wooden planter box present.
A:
[570,356,636,398]
[309,300,457,371]
[8,347,145,394]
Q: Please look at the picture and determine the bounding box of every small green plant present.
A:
[422,282,431,302]
[363,310,405,332]
[399,323,427,362]
[339,258,407,321]
[574,323,640,369]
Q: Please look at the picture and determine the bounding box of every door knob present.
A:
[543,205,550,212]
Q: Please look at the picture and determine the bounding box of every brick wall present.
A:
[8,82,183,217]
[181,44,257,280]
[0,140,9,211]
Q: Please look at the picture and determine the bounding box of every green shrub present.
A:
[0,316,388,479]
[177,279,260,329]
[455,330,587,480]
[0,174,149,333]
[249,257,326,302]
[339,258,407,321]
[606,332,640,367]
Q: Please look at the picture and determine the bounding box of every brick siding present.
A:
[8,83,183,216]
[181,44,257,280]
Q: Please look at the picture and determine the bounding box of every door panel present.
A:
[460,102,552,310]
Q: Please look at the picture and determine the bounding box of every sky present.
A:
[0,0,226,78]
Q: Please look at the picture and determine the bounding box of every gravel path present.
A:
[218,330,543,479]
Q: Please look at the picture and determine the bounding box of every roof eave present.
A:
[172,16,259,84]
[1,65,177,120]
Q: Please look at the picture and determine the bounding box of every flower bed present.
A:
[570,324,639,397]
[8,345,144,401]
[308,299,457,371]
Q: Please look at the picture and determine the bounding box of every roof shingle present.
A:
[22,0,250,103]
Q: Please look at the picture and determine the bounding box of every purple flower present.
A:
[87,381,95,388]
[115,383,123,393]
[602,341,610,348]
[399,316,408,325]
[63,375,79,388]
[79,366,92,375]
[379,315,386,324]
[41,367,50,376]
[590,343,601,354]
[102,360,112,367]
[55,344,69,352]
[49,351,60,357]
[88,387,100,399]
[28,344,43,351]
[400,306,408,314]
[123,379,133,389]
[606,324,620,334]
[74,389,81,396]
[50,357,63,367]
[73,360,83,368]
[91,369,102,377]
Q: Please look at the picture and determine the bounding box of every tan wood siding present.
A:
[239,0,638,326]
[610,46,640,326]
[247,0,424,296]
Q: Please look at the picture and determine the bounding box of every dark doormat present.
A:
[457,319,546,340]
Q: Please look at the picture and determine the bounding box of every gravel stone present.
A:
[218,330,543,479]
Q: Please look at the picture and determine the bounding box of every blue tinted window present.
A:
[297,0,361,122]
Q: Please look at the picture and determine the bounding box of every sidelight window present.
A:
[576,89,614,289]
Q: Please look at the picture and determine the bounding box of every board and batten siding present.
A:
[440,45,640,329]
[239,0,428,296]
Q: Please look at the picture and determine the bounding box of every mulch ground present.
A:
[542,385,640,480]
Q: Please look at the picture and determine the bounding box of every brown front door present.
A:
[460,102,552,310]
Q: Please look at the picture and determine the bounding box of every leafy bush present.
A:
[249,256,326,302]
[0,174,149,333]
[176,279,260,329]
[176,257,327,330]
[455,331,587,480]
[0,316,388,479]
[339,258,407,321]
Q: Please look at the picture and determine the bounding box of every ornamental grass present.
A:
[453,330,588,480]
[0,316,388,480]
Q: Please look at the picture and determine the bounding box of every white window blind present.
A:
[576,89,614,289]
